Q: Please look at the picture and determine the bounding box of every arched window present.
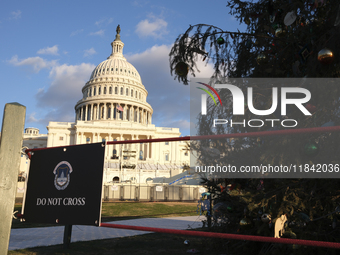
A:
[109,87,112,94]
[94,87,96,96]
[135,91,137,98]
[131,89,133,97]
[126,88,128,95]
[98,86,101,95]
[104,87,107,94]
[120,87,123,95]
[146,177,152,183]
[89,88,92,96]
[139,92,141,99]
[115,87,118,94]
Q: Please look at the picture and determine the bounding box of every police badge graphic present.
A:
[53,161,73,190]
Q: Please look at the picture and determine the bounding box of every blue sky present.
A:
[1,0,243,137]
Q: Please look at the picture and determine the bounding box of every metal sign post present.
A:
[63,224,72,249]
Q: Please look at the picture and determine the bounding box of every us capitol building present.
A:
[21,26,190,184]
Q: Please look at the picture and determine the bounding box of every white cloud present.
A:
[132,0,150,7]
[135,15,168,38]
[84,48,96,57]
[37,45,59,55]
[10,10,21,19]
[35,63,95,124]
[70,29,84,36]
[166,119,190,131]
[89,29,105,36]
[95,17,113,26]
[127,44,214,136]
[27,112,38,123]
[8,55,58,72]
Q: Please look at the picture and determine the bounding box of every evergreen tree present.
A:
[170,1,340,254]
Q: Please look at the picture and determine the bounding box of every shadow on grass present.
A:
[8,233,213,255]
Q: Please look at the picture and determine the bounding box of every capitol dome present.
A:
[74,25,153,125]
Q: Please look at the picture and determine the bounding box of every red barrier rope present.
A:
[24,126,340,158]
[105,125,340,145]
[100,223,340,249]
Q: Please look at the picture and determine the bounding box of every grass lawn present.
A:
[11,201,198,228]
[8,232,220,255]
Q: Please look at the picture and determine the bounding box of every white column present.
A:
[135,135,139,153]
[80,106,83,121]
[111,103,113,120]
[108,133,112,159]
[175,141,180,163]
[119,134,123,152]
[130,106,133,122]
[150,135,154,159]
[146,136,150,159]
[97,104,100,120]
[139,109,143,125]
[103,103,107,119]
[90,104,93,120]
[123,105,126,121]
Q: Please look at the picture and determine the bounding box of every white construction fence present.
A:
[102,184,206,202]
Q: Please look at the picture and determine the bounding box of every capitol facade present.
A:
[21,26,189,184]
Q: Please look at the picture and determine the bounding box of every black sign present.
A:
[23,142,105,226]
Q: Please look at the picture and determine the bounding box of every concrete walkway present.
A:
[9,216,205,250]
